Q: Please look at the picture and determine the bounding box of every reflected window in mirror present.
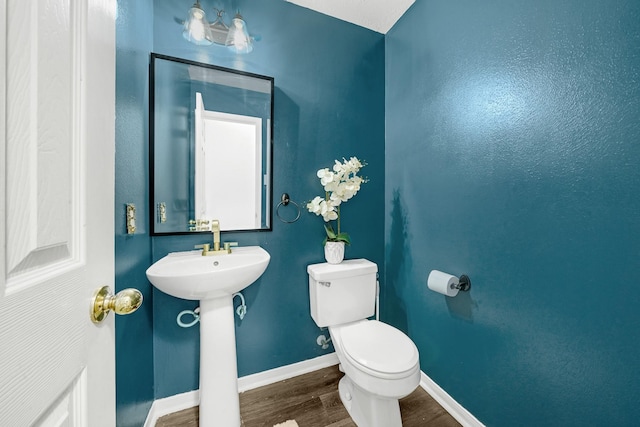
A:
[150,53,274,235]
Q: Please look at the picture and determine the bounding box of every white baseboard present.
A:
[420,371,485,427]
[143,353,339,427]
[143,353,483,427]
[238,353,339,392]
[143,389,199,427]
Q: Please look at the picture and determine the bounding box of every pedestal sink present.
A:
[146,246,270,427]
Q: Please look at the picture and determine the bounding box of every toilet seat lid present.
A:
[340,321,419,375]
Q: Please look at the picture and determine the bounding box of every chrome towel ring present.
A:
[276,193,301,223]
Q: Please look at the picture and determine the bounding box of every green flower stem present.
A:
[325,191,341,235]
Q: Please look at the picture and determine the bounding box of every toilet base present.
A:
[338,376,402,427]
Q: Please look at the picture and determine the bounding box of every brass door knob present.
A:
[91,286,143,323]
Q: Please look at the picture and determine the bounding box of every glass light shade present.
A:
[225,13,253,54]
[182,3,213,46]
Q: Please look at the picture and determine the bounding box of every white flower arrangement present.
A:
[307,156,367,244]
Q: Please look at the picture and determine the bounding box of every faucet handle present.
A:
[223,242,238,252]
[194,243,210,255]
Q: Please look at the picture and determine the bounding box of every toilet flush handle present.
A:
[319,281,331,287]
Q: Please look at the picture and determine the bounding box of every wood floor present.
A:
[156,365,461,427]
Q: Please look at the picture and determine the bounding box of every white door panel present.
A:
[1,0,116,425]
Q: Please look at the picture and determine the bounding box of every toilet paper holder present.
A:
[454,275,471,292]
[427,270,472,297]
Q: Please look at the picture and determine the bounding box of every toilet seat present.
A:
[335,321,419,379]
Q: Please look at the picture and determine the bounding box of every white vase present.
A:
[324,241,345,264]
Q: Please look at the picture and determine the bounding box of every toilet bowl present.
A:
[330,320,420,427]
[308,259,421,427]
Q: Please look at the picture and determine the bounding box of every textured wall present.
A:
[385,0,640,425]
[115,0,386,410]
[114,0,155,426]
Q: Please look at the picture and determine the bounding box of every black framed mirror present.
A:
[150,53,274,235]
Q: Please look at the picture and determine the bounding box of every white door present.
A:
[201,111,262,230]
[1,0,117,426]
[194,97,262,230]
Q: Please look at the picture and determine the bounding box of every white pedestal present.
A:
[198,295,240,427]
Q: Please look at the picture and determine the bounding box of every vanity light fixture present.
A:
[182,2,254,53]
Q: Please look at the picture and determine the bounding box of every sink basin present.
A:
[146,246,270,300]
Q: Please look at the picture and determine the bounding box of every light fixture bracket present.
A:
[209,8,230,45]
[180,3,254,53]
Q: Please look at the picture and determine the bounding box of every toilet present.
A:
[308,259,420,427]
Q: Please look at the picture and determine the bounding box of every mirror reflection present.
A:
[150,53,274,235]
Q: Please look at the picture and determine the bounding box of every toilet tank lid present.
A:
[308,259,377,281]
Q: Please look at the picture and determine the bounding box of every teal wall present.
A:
[115,0,154,426]
[117,0,640,426]
[385,1,640,426]
[115,0,385,425]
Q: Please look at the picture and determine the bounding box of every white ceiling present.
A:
[285,0,415,34]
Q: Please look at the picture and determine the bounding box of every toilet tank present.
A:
[308,259,378,327]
